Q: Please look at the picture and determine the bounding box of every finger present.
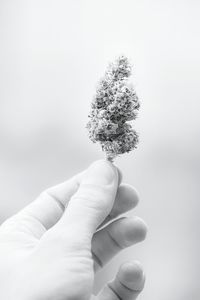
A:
[92,217,147,271]
[99,184,139,228]
[0,172,85,238]
[97,261,145,300]
[21,166,122,234]
[53,160,119,241]
[13,166,121,234]
[1,161,121,240]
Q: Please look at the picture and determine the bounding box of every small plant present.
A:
[86,55,140,162]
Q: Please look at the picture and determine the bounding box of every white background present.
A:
[0,1,200,299]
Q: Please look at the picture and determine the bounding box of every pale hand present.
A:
[0,160,147,300]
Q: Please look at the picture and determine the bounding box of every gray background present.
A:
[0,1,200,299]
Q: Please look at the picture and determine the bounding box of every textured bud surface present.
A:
[86,56,140,161]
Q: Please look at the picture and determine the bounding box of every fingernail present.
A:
[83,160,118,186]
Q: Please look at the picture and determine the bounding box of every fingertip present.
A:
[118,260,145,291]
[85,160,118,186]
[92,160,122,186]
[97,260,145,300]
[118,184,140,208]
[133,217,148,240]
[123,217,148,245]
[119,261,144,281]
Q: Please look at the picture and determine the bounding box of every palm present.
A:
[0,218,92,299]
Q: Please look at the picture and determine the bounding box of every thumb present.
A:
[56,160,119,237]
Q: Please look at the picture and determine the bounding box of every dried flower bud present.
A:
[86,55,140,161]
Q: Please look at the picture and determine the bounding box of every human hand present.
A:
[0,160,147,300]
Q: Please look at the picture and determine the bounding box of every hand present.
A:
[0,160,147,300]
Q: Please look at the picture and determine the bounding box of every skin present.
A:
[0,160,147,300]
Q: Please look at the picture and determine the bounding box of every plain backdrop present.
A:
[0,1,200,299]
